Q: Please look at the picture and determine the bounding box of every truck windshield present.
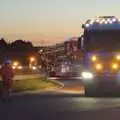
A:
[85,30,120,52]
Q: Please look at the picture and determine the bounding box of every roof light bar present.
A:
[84,16,120,28]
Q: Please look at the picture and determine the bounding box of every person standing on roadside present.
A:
[0,60,14,102]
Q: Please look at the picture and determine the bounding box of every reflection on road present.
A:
[56,86,85,94]
[48,78,85,95]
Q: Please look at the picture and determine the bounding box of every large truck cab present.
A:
[81,16,120,96]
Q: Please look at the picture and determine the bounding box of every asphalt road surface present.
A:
[46,77,85,95]
[1,79,120,120]
[55,79,85,94]
[1,95,120,120]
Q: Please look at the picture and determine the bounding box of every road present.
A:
[54,79,85,94]
[2,64,120,119]
[1,79,120,120]
[1,94,120,120]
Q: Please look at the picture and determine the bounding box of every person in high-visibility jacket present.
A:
[0,60,14,102]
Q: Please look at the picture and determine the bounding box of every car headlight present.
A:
[81,71,94,79]
[12,66,16,70]
[32,66,37,70]
[18,66,23,70]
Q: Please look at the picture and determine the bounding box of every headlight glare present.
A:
[116,55,120,60]
[91,55,97,62]
[81,72,94,79]
[95,63,103,70]
[112,63,119,70]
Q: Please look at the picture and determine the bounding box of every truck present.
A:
[81,16,120,96]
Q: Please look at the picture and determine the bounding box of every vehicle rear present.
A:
[50,60,82,80]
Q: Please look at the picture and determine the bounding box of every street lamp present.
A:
[12,61,22,70]
[29,56,37,69]
[30,57,36,62]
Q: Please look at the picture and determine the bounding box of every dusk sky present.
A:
[0,0,120,45]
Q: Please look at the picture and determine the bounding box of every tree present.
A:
[0,38,7,48]
[0,38,40,65]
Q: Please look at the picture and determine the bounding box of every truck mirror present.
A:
[82,24,84,28]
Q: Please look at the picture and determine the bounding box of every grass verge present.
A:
[0,79,61,92]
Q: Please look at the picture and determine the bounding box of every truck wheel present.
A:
[85,86,97,97]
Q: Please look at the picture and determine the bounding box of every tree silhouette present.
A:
[0,38,7,49]
[11,40,30,51]
[0,38,39,65]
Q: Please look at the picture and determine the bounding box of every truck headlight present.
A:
[81,71,94,79]
[91,55,97,62]
[95,63,103,70]
[112,63,119,70]
[116,55,120,60]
